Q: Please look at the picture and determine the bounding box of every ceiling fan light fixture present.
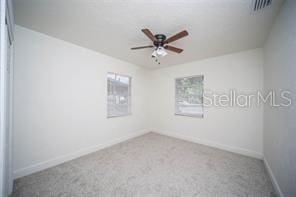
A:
[151,50,157,58]
[156,46,167,57]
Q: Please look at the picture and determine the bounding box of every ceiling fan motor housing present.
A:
[154,34,166,47]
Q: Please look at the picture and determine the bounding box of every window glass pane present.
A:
[175,75,203,117]
[107,73,131,117]
[116,75,130,84]
[107,73,115,80]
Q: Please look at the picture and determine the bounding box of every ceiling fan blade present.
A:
[141,29,156,41]
[165,45,183,53]
[131,45,154,50]
[164,30,188,44]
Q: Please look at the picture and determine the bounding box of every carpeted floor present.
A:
[11,132,275,197]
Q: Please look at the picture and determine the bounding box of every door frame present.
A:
[0,0,14,196]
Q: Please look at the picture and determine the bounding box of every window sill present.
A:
[174,113,204,118]
[107,113,132,118]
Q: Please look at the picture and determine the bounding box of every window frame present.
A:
[107,72,132,118]
[175,75,204,118]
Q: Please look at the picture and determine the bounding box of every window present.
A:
[175,75,204,117]
[107,73,131,118]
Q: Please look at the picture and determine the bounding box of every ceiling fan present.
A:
[131,29,188,64]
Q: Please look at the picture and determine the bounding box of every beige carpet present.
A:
[11,132,275,197]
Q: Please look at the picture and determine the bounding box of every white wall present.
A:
[13,26,149,178]
[149,49,264,158]
[263,0,296,196]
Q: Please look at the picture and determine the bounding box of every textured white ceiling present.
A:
[13,0,283,68]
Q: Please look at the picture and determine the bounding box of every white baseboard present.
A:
[153,130,263,159]
[13,130,149,179]
[263,157,284,197]
[14,130,264,179]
